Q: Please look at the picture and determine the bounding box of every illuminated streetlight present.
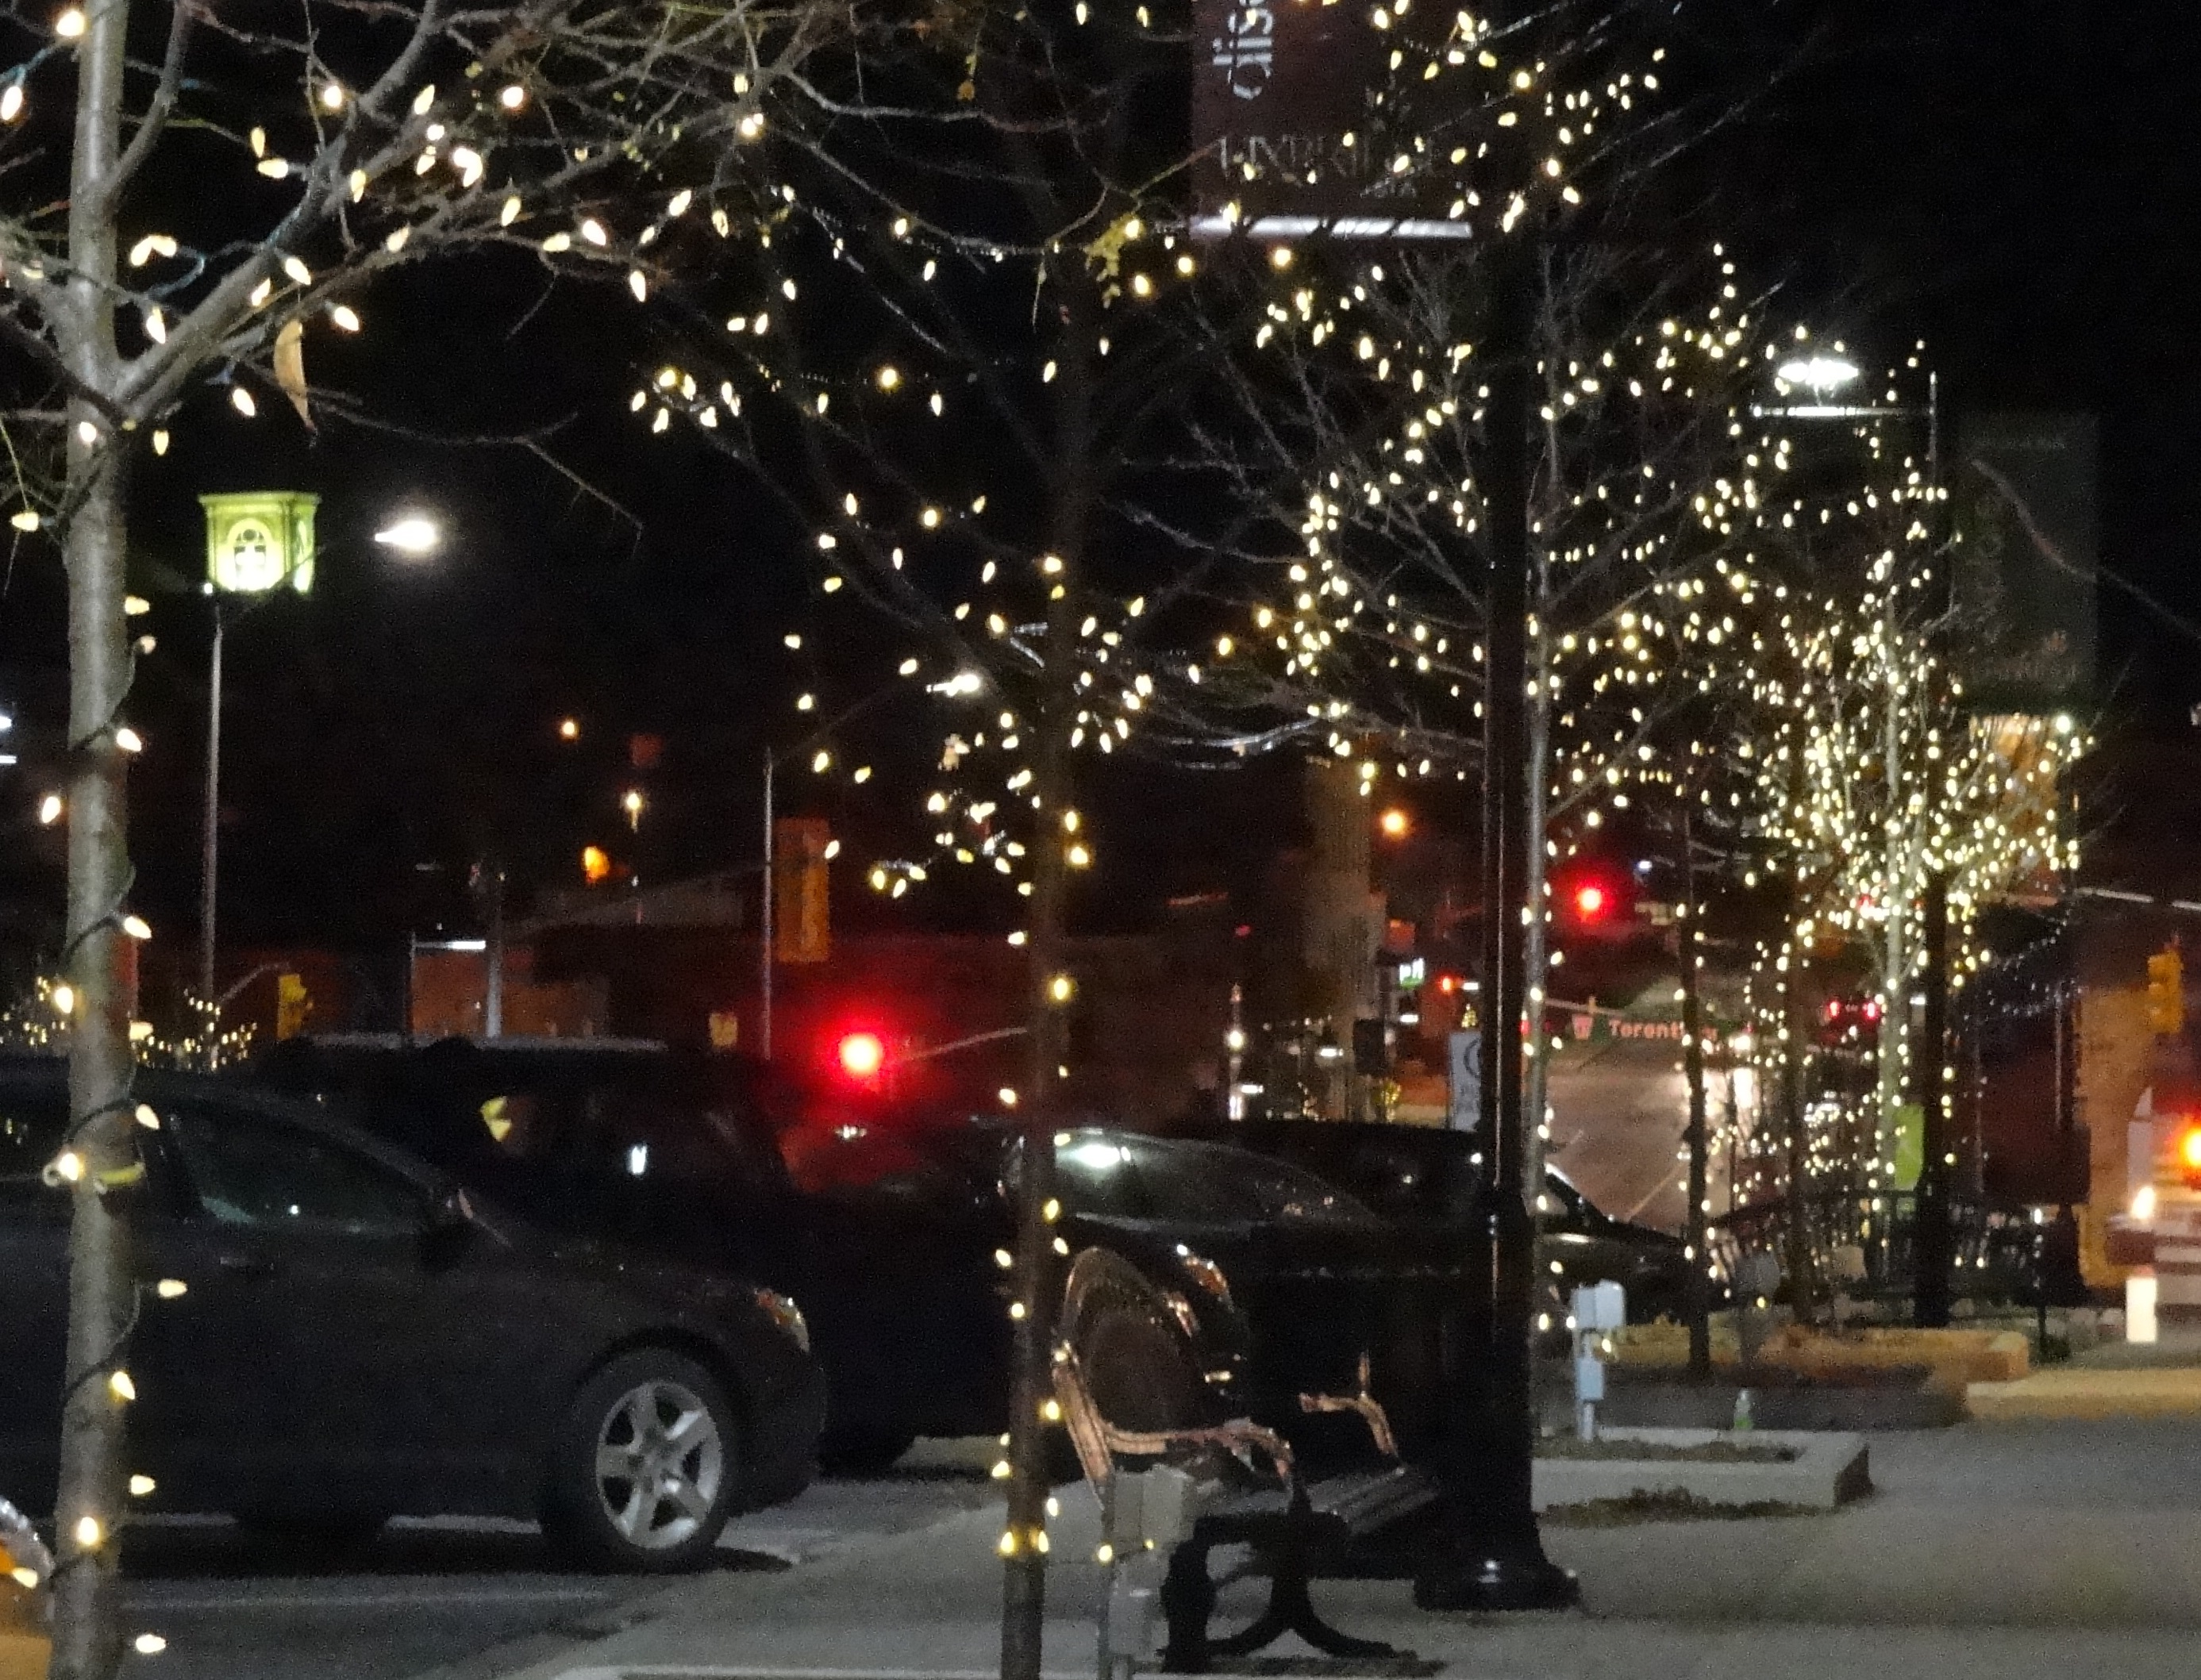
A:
[373,515,442,556]
[558,717,581,741]
[621,788,645,830]
[1775,356,1859,395]
[1378,807,1410,840]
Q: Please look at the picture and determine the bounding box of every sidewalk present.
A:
[1968,1330,2201,1418]
[442,1420,2201,1680]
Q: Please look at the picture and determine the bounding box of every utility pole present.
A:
[760,753,775,1061]
[198,605,223,1068]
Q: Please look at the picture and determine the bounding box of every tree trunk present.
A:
[1522,567,1553,1218]
[1780,951,1812,1323]
[1874,679,1909,1179]
[999,277,1094,1680]
[1679,812,1710,1376]
[52,0,140,1669]
[54,446,139,1680]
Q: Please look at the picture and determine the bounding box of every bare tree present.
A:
[2,0,860,1669]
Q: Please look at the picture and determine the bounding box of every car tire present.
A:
[817,1425,918,1477]
[541,1347,741,1572]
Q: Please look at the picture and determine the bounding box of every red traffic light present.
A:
[2180,1123,2201,1188]
[837,1032,886,1081]
[1573,883,1607,920]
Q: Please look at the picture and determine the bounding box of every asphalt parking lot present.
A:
[114,1442,1000,1680]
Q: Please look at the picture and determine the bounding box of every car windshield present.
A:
[1133,1139,1376,1226]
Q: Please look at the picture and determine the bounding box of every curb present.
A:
[1968,1367,2201,1420]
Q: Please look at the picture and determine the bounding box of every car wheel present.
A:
[818,1425,918,1476]
[543,1348,741,1572]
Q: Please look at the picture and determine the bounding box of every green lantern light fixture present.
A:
[198,490,319,594]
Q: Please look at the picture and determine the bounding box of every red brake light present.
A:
[1574,884,1606,919]
[837,1032,885,1081]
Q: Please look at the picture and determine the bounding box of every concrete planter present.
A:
[1533,1426,1871,1513]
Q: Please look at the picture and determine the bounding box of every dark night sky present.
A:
[4,1,2196,969]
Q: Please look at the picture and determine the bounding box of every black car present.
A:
[1189,1117,1699,1328]
[249,1036,1433,1467]
[0,1058,824,1570]
[1037,1127,1439,1427]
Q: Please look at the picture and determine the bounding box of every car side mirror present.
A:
[425,1185,475,1243]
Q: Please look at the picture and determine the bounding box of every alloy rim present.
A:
[591,1378,725,1549]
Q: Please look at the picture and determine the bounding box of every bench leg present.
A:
[1206,1540,1398,1663]
[1160,1536,1220,1673]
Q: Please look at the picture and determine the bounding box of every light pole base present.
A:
[1414,1545,1579,1613]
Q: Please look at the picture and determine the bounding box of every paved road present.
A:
[1547,1039,1739,1232]
[115,1441,998,1680]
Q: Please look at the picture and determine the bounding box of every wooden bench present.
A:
[1056,1340,1436,1674]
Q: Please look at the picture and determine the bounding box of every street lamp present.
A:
[373,514,442,556]
[196,494,432,1063]
[759,679,925,1059]
[1774,355,1860,394]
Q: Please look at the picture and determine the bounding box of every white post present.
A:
[2128,1271,2159,1345]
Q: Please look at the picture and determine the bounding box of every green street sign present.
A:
[199,490,319,594]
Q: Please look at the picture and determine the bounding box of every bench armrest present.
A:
[1296,1352,1400,1459]
[1055,1345,1295,1494]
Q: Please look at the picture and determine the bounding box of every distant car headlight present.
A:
[752,1286,811,1353]
[1175,1248,1233,1309]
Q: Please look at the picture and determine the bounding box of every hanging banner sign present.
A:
[1952,413,2096,713]
[1190,0,1480,240]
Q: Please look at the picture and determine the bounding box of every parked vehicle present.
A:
[1033,1126,1445,1428]
[248,1037,1441,1467]
[0,1056,824,1570]
[1187,1117,1702,1327]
